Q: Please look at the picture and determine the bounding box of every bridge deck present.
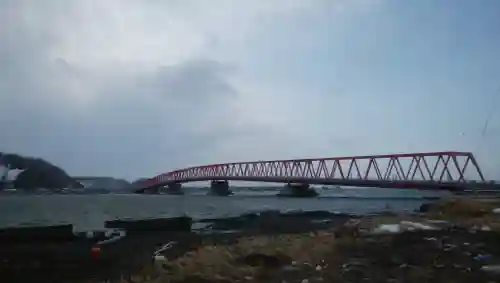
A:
[135,177,498,193]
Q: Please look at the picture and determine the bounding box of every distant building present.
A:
[0,165,25,190]
[0,165,8,189]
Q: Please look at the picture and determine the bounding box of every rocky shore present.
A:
[2,197,500,283]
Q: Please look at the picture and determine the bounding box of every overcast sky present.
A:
[1,0,499,181]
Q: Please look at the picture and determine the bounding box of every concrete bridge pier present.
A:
[277,183,318,197]
[140,185,161,194]
[209,180,232,196]
[165,182,184,195]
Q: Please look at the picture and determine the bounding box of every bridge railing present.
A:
[141,152,485,188]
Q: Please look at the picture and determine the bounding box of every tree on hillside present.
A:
[0,152,83,189]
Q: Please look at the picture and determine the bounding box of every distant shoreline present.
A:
[0,189,444,199]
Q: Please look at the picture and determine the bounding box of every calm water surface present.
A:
[0,187,451,231]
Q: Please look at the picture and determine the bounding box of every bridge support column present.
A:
[141,186,161,194]
[277,183,318,197]
[165,183,184,195]
[209,180,232,196]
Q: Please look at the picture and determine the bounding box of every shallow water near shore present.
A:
[0,187,450,230]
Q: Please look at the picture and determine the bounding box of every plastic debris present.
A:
[372,220,441,234]
[480,265,500,274]
[154,241,177,256]
[152,241,177,264]
[425,219,453,229]
[481,225,492,231]
[400,221,438,231]
[373,224,401,234]
[97,229,126,245]
[474,254,492,261]
[492,208,500,214]
[470,225,492,232]
[153,255,167,263]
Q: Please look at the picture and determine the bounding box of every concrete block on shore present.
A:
[0,224,75,242]
[105,216,192,232]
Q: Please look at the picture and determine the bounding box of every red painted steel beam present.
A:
[196,151,472,167]
[141,152,485,188]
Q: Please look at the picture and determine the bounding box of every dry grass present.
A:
[421,198,500,229]
[359,198,500,230]
[167,232,334,281]
[427,198,499,217]
[120,231,337,283]
[86,198,500,283]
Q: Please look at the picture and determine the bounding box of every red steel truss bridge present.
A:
[136,151,492,193]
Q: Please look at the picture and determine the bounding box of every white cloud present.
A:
[9,0,495,181]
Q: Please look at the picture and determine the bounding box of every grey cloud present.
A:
[155,59,235,97]
[141,59,237,111]
[0,0,347,180]
[0,37,242,179]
